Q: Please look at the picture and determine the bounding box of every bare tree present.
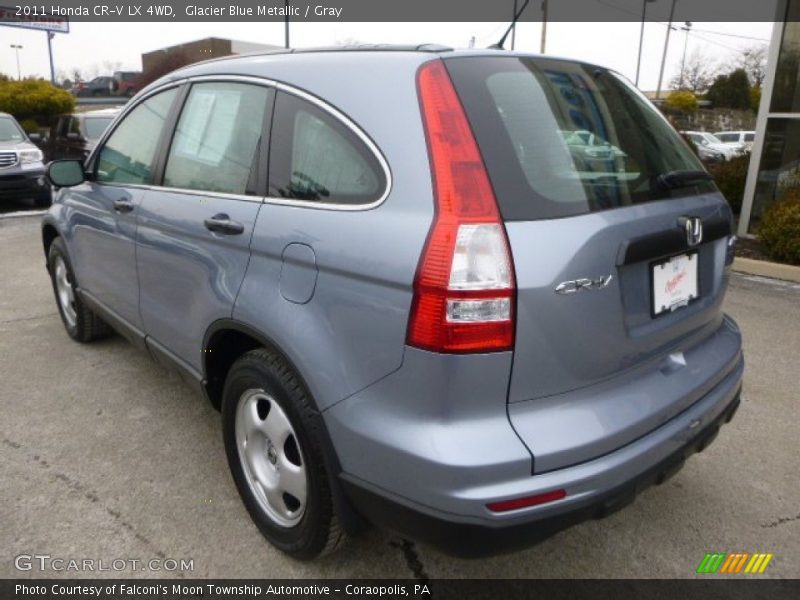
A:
[102,60,123,75]
[738,45,768,87]
[670,49,718,94]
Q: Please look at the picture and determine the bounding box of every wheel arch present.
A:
[202,318,369,536]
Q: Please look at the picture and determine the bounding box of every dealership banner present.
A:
[0,0,797,23]
[3,579,800,600]
[0,4,68,31]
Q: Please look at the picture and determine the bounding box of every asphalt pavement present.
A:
[1,215,797,579]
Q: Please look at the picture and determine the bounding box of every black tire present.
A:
[222,348,343,560]
[47,237,112,342]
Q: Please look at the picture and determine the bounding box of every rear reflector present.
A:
[486,489,567,513]
[407,59,516,354]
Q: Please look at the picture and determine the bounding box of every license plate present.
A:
[652,253,698,316]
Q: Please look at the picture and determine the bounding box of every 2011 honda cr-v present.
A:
[42,45,744,560]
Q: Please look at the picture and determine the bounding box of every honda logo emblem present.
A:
[680,216,703,247]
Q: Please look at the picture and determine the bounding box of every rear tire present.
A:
[48,237,112,342]
[221,348,343,560]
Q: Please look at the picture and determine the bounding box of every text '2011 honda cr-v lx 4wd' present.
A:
[42,45,744,560]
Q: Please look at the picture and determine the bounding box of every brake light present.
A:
[407,60,516,353]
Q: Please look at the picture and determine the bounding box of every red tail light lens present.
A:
[407,60,516,353]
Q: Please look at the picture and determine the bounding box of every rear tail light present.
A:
[407,60,516,354]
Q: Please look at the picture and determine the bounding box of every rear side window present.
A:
[96,88,178,185]
[717,133,738,143]
[745,133,755,142]
[446,57,714,221]
[164,82,271,195]
[268,91,385,205]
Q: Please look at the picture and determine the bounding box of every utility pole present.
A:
[635,0,656,87]
[284,0,290,49]
[511,0,518,50]
[10,44,22,80]
[656,0,677,100]
[678,21,692,89]
[47,32,56,85]
[540,0,548,54]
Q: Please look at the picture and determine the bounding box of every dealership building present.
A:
[739,0,800,236]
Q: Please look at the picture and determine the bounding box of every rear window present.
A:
[445,57,715,221]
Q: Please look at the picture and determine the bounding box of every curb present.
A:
[0,210,46,220]
[732,257,800,284]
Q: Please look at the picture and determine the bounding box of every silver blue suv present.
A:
[42,46,744,560]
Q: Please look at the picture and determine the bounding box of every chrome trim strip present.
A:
[91,74,392,211]
[91,181,263,203]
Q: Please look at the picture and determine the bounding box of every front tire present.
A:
[222,348,343,560]
[48,237,111,342]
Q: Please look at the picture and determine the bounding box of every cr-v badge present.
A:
[554,275,613,295]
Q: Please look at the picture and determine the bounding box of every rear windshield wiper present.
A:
[656,170,713,190]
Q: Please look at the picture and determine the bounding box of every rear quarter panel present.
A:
[232,53,437,411]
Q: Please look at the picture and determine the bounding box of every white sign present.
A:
[0,6,69,33]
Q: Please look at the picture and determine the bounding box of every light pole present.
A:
[655,0,677,100]
[635,0,657,87]
[678,21,692,90]
[540,0,548,54]
[10,44,23,80]
[284,0,290,49]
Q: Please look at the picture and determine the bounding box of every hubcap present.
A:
[54,257,77,328]
[235,389,307,528]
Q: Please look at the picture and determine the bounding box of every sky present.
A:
[0,20,775,91]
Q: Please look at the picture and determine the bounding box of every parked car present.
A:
[71,76,115,97]
[561,129,627,171]
[0,112,50,206]
[50,109,120,161]
[42,47,743,560]
[683,131,745,160]
[113,71,142,97]
[714,130,755,152]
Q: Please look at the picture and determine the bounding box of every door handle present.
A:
[113,198,134,213]
[204,214,245,235]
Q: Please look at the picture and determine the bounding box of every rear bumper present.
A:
[0,168,48,200]
[342,383,740,557]
[326,317,744,557]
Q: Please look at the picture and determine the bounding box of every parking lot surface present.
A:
[1,215,798,579]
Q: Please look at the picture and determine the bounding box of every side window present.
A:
[69,117,81,136]
[745,133,755,142]
[269,91,386,205]
[163,82,270,195]
[96,88,178,185]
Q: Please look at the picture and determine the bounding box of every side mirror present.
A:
[28,132,42,143]
[47,160,86,188]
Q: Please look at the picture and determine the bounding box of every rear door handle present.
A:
[204,214,244,235]
[113,198,134,213]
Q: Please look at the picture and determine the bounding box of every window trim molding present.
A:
[89,74,393,211]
